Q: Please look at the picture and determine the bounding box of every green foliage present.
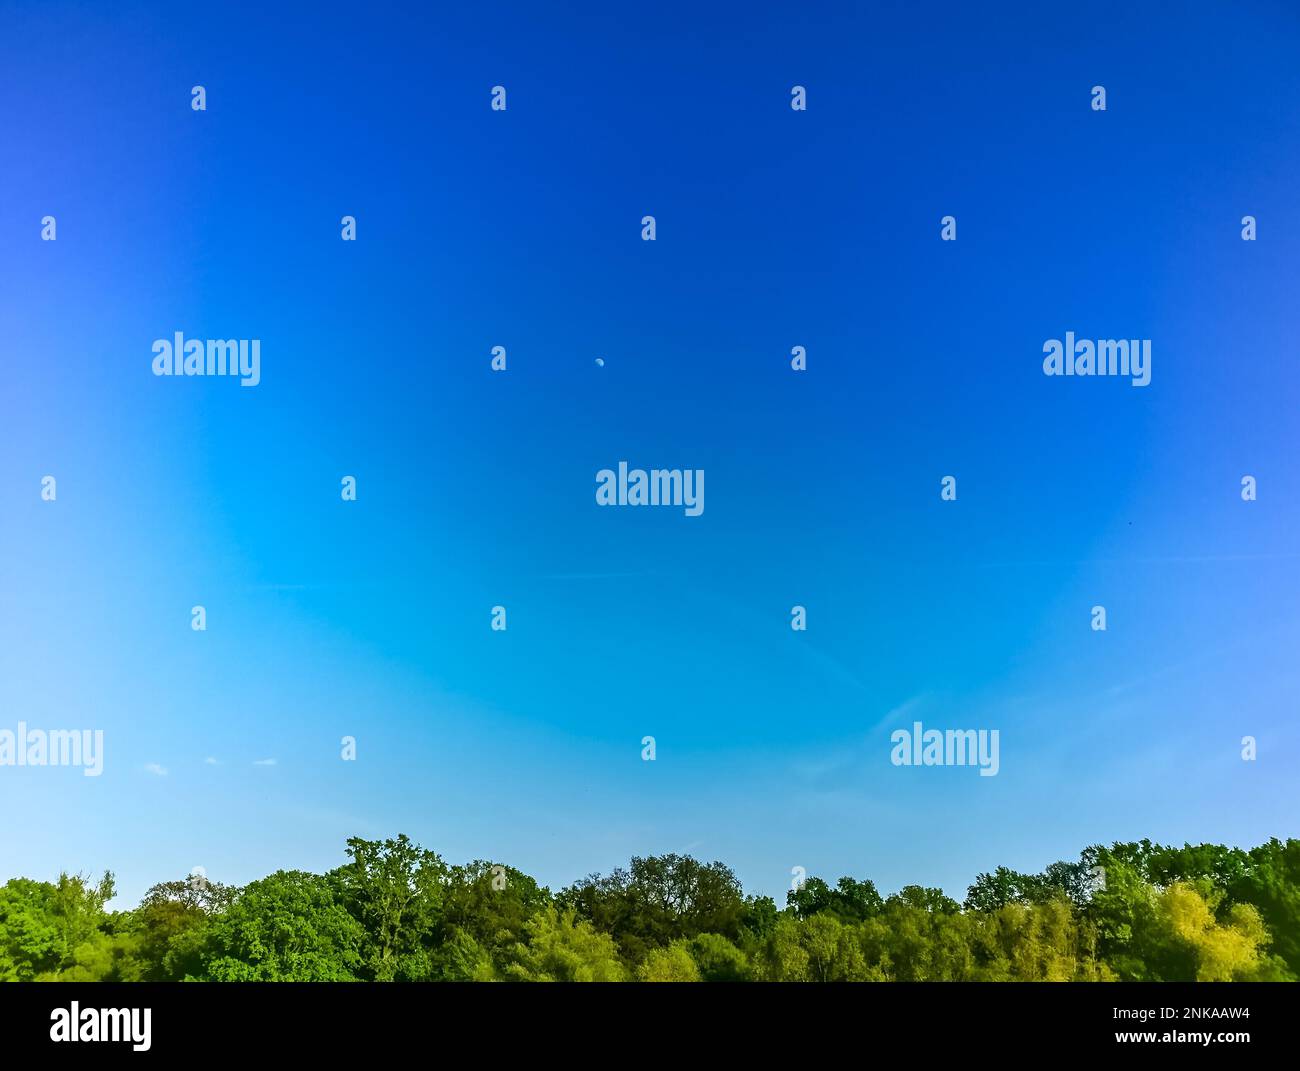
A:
[857,900,971,980]
[503,907,625,982]
[967,899,1110,981]
[966,867,1035,912]
[0,872,115,981]
[199,870,366,981]
[636,941,701,981]
[335,835,448,981]
[788,876,882,922]
[3,835,1295,983]
[737,894,778,946]
[440,860,550,962]
[0,879,63,981]
[115,876,239,981]
[1148,882,1269,981]
[1229,839,1300,976]
[1086,840,1298,981]
[558,854,746,964]
[427,927,496,981]
[886,885,960,914]
[967,860,1099,913]
[687,932,751,981]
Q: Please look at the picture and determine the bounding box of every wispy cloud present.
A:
[869,695,926,734]
[144,763,168,777]
[789,696,928,783]
[252,758,277,766]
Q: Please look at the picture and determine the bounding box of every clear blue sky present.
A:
[2,1,1298,907]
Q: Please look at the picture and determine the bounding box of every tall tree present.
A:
[335,834,448,981]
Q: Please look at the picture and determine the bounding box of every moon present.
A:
[595,357,605,367]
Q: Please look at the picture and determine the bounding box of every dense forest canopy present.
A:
[2,836,1296,982]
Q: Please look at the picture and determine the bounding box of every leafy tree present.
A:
[439,860,550,964]
[966,867,1034,912]
[969,899,1107,981]
[886,885,960,914]
[427,926,496,981]
[1147,842,1251,892]
[755,915,811,981]
[801,914,871,981]
[198,870,366,981]
[559,854,746,963]
[335,834,448,981]
[861,901,972,981]
[966,861,1097,913]
[1087,838,1299,980]
[1228,838,1300,977]
[1151,882,1269,982]
[1082,846,1158,980]
[117,875,238,981]
[0,879,64,981]
[687,932,751,981]
[0,873,115,981]
[788,876,883,921]
[736,894,778,951]
[503,907,624,982]
[637,941,701,981]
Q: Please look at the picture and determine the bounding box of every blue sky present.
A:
[2,1,1299,907]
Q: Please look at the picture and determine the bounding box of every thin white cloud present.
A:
[144,763,168,777]
[869,695,926,734]
[789,696,929,783]
[252,758,277,766]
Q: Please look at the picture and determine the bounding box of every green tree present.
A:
[1229,838,1300,977]
[755,915,810,981]
[788,876,883,921]
[886,885,960,914]
[335,834,448,981]
[199,870,366,981]
[968,899,1107,981]
[1083,846,1159,980]
[687,932,751,981]
[637,941,701,981]
[0,872,115,981]
[117,875,238,981]
[802,914,870,981]
[428,927,497,981]
[559,854,746,964]
[0,879,64,981]
[503,907,625,981]
[439,860,550,966]
[1151,882,1269,982]
[965,867,1032,912]
[858,900,973,980]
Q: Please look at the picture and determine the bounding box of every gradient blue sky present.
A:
[2,1,1299,907]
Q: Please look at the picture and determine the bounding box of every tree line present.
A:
[1,835,1296,981]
